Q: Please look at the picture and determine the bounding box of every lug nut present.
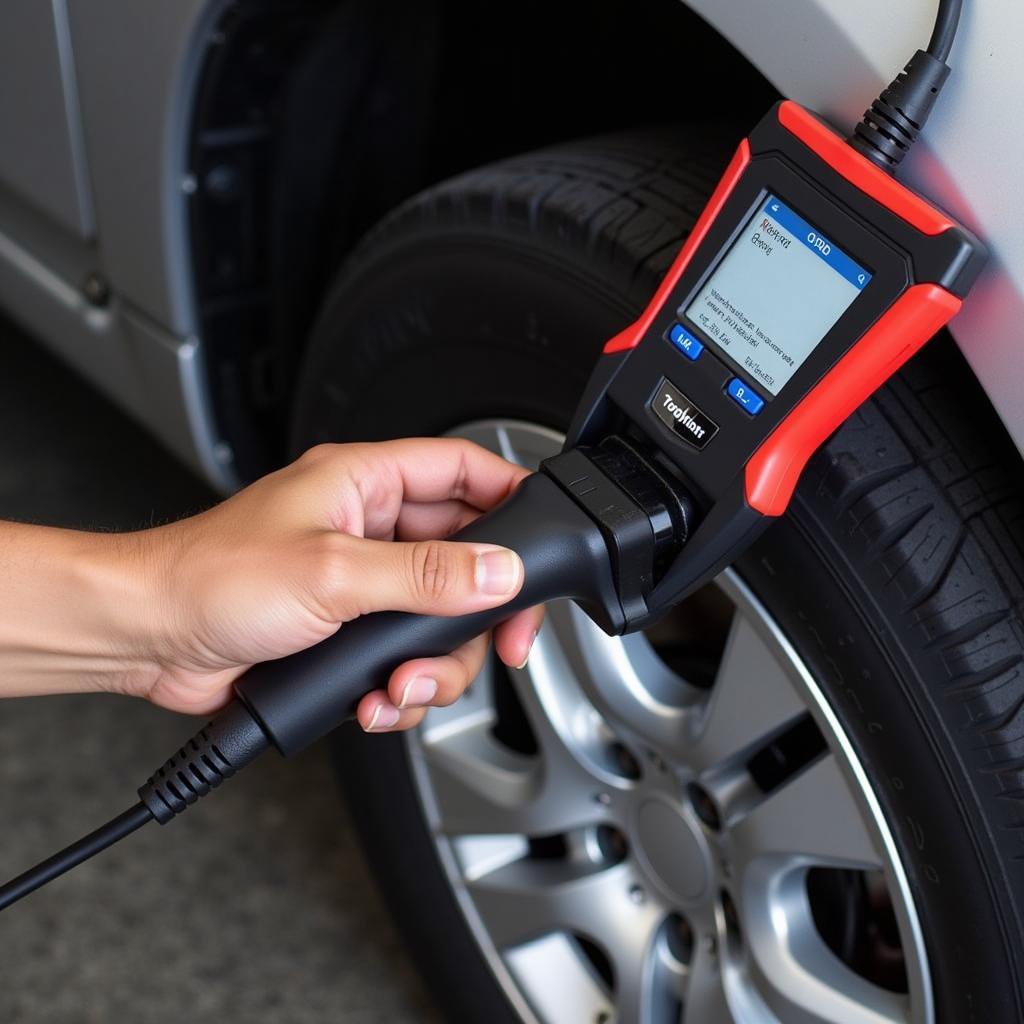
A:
[610,741,641,780]
[688,782,722,831]
[665,913,694,965]
[595,825,629,863]
[721,889,742,947]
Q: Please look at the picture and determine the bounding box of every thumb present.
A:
[339,537,524,618]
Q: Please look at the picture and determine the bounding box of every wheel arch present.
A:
[183,0,777,480]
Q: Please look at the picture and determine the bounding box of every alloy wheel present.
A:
[406,420,932,1024]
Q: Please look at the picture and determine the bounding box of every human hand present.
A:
[126,439,542,729]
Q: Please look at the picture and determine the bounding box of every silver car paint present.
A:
[0,1,94,238]
[0,0,235,489]
[0,0,1016,491]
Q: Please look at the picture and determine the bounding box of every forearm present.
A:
[0,439,538,724]
[0,522,159,698]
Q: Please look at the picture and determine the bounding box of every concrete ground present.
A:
[0,316,440,1023]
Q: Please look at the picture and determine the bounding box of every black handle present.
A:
[233,472,621,755]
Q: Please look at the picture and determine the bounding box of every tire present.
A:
[291,131,1024,1023]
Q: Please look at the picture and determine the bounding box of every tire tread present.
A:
[812,339,1024,831]
[345,128,735,312]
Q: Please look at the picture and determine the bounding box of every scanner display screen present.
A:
[684,194,871,396]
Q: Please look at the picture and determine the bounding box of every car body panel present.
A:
[0,0,94,239]
[65,0,228,337]
[0,183,231,487]
[0,0,236,489]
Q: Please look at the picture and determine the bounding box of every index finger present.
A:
[356,437,532,514]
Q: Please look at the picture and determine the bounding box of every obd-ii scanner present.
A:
[0,0,986,911]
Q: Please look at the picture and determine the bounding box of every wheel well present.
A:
[185,0,777,479]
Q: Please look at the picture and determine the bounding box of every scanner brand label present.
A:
[650,378,718,450]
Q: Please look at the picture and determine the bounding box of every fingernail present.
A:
[366,704,401,731]
[400,676,438,709]
[475,548,523,597]
[516,630,539,670]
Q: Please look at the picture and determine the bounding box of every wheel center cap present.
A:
[634,796,710,904]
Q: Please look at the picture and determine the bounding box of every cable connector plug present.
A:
[0,701,271,911]
[848,49,951,174]
[138,700,270,823]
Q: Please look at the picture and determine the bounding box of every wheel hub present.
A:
[633,795,710,906]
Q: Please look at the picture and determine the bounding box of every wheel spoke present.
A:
[451,834,530,882]
[511,609,650,792]
[730,753,883,871]
[466,859,661,957]
[751,960,910,1024]
[511,609,595,769]
[612,919,692,1024]
[470,853,695,1024]
[504,933,614,1023]
[538,601,702,755]
[741,865,910,1024]
[469,857,674,1024]
[681,936,729,1023]
[687,612,808,771]
[418,713,603,837]
[724,755,900,1022]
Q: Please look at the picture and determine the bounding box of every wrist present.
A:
[67,528,172,697]
[0,522,166,699]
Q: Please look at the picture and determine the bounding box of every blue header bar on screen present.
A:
[762,196,871,290]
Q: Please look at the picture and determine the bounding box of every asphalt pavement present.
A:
[0,315,439,1023]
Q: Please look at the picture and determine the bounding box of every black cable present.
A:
[0,803,152,911]
[848,0,965,173]
[928,0,963,63]
[0,700,270,912]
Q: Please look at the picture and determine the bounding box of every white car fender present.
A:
[687,0,1024,451]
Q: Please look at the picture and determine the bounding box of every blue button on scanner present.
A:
[669,323,704,361]
[727,378,765,415]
